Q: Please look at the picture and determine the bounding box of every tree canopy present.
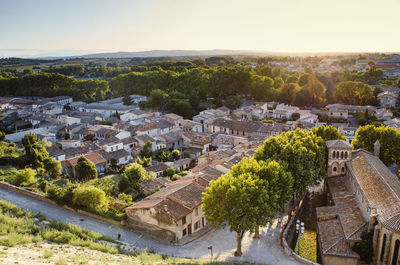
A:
[352,125,400,166]
[75,156,98,181]
[254,129,326,197]
[311,125,346,141]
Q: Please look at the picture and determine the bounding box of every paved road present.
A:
[0,186,301,265]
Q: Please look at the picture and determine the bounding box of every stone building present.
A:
[317,140,400,265]
[125,178,207,242]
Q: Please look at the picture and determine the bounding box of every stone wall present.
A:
[281,194,321,265]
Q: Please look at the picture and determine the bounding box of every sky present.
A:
[1,0,400,57]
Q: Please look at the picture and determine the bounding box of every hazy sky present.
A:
[1,0,400,57]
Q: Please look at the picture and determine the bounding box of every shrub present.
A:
[44,157,62,178]
[72,186,108,212]
[45,184,74,206]
[42,230,74,244]
[118,193,132,204]
[172,149,180,160]
[0,233,32,247]
[171,174,182,181]
[166,167,175,177]
[43,250,54,259]
[13,168,37,186]
[119,163,148,192]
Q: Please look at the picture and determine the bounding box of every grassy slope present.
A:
[0,199,258,265]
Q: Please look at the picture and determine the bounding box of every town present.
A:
[1,0,400,264]
[0,52,400,265]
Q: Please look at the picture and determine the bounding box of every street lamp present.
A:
[208,246,213,260]
[295,220,305,255]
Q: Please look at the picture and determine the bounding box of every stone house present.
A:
[125,179,207,242]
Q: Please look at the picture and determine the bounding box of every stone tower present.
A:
[326,140,353,178]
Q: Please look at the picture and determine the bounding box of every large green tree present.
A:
[311,125,346,141]
[22,133,48,168]
[118,163,148,193]
[334,81,375,105]
[352,125,400,166]
[75,156,97,181]
[254,129,326,197]
[202,172,271,256]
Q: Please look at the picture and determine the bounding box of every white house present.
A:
[58,139,81,150]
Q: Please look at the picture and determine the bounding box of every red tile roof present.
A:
[62,152,106,168]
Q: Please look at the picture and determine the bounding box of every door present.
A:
[187,224,192,235]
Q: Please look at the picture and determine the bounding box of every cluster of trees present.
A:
[0,73,110,102]
[202,126,345,255]
[1,57,390,119]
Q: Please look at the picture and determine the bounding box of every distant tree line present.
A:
[0,57,391,118]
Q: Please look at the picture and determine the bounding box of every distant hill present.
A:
[70,49,265,59]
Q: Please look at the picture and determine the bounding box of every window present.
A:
[195,207,198,216]
[182,228,187,236]
[381,234,387,262]
[194,221,200,231]
[333,167,337,172]
[341,151,344,159]
[333,151,336,159]
[345,152,348,159]
[182,216,186,225]
[341,167,345,172]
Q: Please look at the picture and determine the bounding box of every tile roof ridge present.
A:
[345,222,368,240]
[165,195,192,211]
[323,238,343,255]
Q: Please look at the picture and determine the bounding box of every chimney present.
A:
[374,140,381,157]
[164,205,168,212]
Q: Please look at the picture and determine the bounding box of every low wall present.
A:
[281,195,321,265]
[0,181,120,226]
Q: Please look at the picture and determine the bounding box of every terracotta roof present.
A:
[47,145,64,157]
[137,122,158,131]
[326,140,352,149]
[211,118,263,133]
[147,181,205,209]
[126,197,192,221]
[62,152,106,167]
[163,113,183,120]
[383,213,400,233]
[139,177,171,195]
[154,119,174,129]
[146,163,169,173]
[317,216,360,259]
[347,150,400,222]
